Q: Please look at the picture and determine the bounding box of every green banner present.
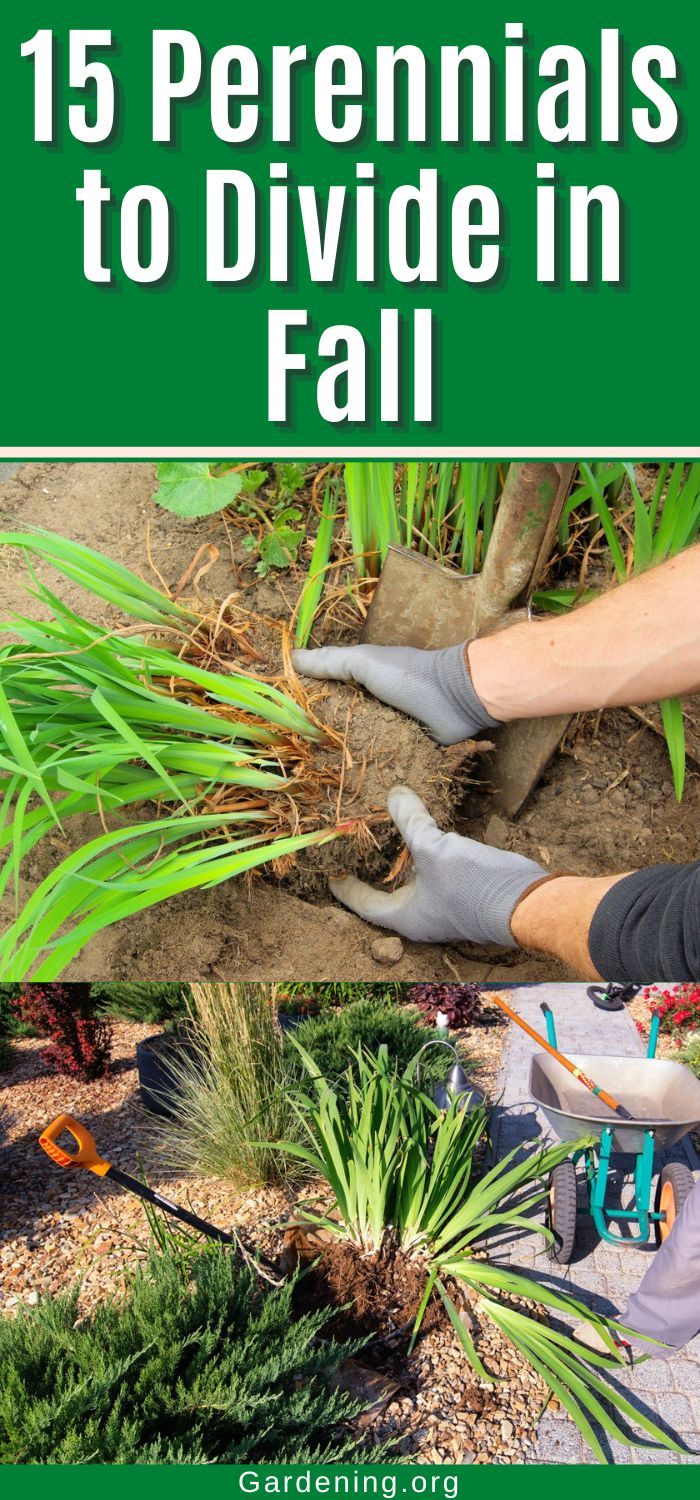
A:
[6,1464,700,1490]
[0,3,697,450]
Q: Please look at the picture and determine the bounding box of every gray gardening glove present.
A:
[292,641,499,745]
[329,787,547,947]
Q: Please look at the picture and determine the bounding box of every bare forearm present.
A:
[510,873,629,978]
[468,548,700,722]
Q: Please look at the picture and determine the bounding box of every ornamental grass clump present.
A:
[0,530,348,980]
[277,1042,684,1464]
[0,1241,372,1464]
[146,981,304,1188]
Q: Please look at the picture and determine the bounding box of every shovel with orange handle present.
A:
[39,1114,235,1243]
[485,994,634,1120]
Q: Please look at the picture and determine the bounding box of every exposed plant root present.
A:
[289,1236,443,1342]
[121,581,476,896]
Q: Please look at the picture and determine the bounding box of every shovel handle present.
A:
[39,1114,111,1177]
[475,463,576,630]
[487,995,632,1121]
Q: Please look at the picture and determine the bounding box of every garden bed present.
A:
[0,1011,550,1463]
[629,983,700,1154]
[1,462,698,984]
[0,1010,504,1316]
[0,1022,274,1314]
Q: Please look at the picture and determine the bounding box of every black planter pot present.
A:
[278,1012,304,1032]
[278,1008,321,1031]
[136,1030,194,1117]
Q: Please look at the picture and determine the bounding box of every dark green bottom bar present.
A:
[5,1464,698,1493]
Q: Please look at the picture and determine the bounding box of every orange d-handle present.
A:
[39,1114,111,1177]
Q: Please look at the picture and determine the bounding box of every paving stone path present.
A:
[490,983,700,1464]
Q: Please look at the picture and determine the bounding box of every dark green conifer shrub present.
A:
[0,1245,371,1464]
[277,981,403,1015]
[91,982,190,1024]
[287,998,472,1090]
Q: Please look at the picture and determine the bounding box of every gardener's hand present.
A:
[291,642,500,746]
[329,787,548,947]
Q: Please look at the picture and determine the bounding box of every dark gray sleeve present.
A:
[588,862,700,981]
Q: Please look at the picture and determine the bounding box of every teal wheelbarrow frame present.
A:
[531,1004,700,1262]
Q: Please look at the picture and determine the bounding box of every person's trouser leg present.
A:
[621,1176,700,1357]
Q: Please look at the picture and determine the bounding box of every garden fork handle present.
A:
[106,1168,236,1243]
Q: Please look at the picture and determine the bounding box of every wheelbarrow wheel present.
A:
[548,1160,578,1263]
[655,1162,694,1246]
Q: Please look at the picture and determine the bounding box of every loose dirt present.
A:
[291,1238,442,1340]
[283,688,470,896]
[1,462,698,983]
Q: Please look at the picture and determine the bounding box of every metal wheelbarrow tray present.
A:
[530,1052,700,1156]
[529,1049,700,1256]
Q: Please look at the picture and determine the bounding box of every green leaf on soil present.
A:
[153,463,243,518]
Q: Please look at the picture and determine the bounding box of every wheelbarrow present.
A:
[530,1005,700,1263]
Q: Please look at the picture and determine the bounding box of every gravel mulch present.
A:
[362,1302,549,1465]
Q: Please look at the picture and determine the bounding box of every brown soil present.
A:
[2,461,698,983]
[289,1236,441,1341]
[284,688,470,896]
[285,1231,549,1463]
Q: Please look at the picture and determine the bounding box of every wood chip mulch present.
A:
[0,1023,289,1314]
[0,1014,554,1462]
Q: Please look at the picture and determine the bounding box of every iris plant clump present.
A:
[0,530,343,979]
[277,1042,683,1464]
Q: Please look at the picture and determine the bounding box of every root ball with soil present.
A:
[168,593,474,897]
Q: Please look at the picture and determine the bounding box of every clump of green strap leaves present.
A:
[0,1238,376,1464]
[563,462,700,799]
[274,1042,683,1464]
[0,529,338,980]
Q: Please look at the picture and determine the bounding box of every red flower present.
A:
[642,984,700,1039]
